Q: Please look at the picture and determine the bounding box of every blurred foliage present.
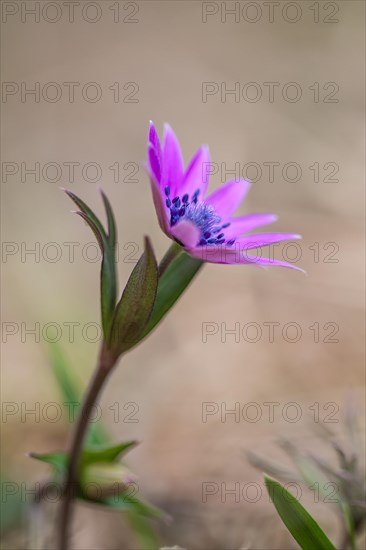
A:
[249,401,365,549]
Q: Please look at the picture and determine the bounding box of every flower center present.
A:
[164,186,235,246]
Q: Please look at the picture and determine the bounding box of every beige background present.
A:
[1,1,365,548]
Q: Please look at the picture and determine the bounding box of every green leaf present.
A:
[48,342,81,405]
[104,493,164,519]
[100,191,118,337]
[47,343,108,446]
[126,509,160,549]
[142,248,203,339]
[265,476,336,550]
[100,245,117,339]
[81,441,138,466]
[340,500,356,550]
[109,237,158,357]
[101,190,117,250]
[64,190,107,242]
[30,452,67,474]
[65,190,117,338]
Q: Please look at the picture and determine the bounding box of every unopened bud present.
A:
[81,462,137,500]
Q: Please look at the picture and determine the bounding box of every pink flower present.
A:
[146,122,302,270]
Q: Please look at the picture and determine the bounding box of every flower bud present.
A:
[81,462,137,501]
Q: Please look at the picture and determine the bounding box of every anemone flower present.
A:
[147,122,302,270]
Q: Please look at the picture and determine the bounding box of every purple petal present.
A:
[180,145,210,198]
[162,124,184,198]
[144,162,170,235]
[205,179,251,218]
[187,244,304,271]
[224,213,278,239]
[237,233,301,250]
[253,257,306,272]
[149,121,162,161]
[170,219,200,248]
[148,144,162,184]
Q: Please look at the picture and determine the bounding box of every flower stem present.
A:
[59,346,116,550]
[158,241,182,277]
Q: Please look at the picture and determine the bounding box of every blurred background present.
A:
[1,1,365,548]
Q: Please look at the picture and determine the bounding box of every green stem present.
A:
[59,345,116,550]
[158,241,182,277]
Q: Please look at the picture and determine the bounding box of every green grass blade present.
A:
[265,476,336,550]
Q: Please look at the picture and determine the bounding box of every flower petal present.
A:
[148,144,162,184]
[144,162,169,235]
[187,244,304,271]
[162,124,184,198]
[149,121,162,161]
[170,219,200,248]
[252,257,306,272]
[236,233,301,250]
[205,179,251,218]
[180,145,210,198]
[223,213,278,239]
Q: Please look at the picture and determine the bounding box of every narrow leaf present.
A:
[30,452,67,474]
[81,441,138,466]
[47,343,108,446]
[100,246,117,338]
[126,510,160,549]
[109,237,158,357]
[48,343,81,405]
[64,190,107,241]
[101,190,117,249]
[76,211,104,251]
[64,190,117,337]
[104,494,165,519]
[142,250,203,339]
[265,476,336,550]
[100,190,118,335]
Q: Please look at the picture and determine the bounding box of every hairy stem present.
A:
[59,346,116,550]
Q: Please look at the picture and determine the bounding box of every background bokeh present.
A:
[1,1,365,548]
